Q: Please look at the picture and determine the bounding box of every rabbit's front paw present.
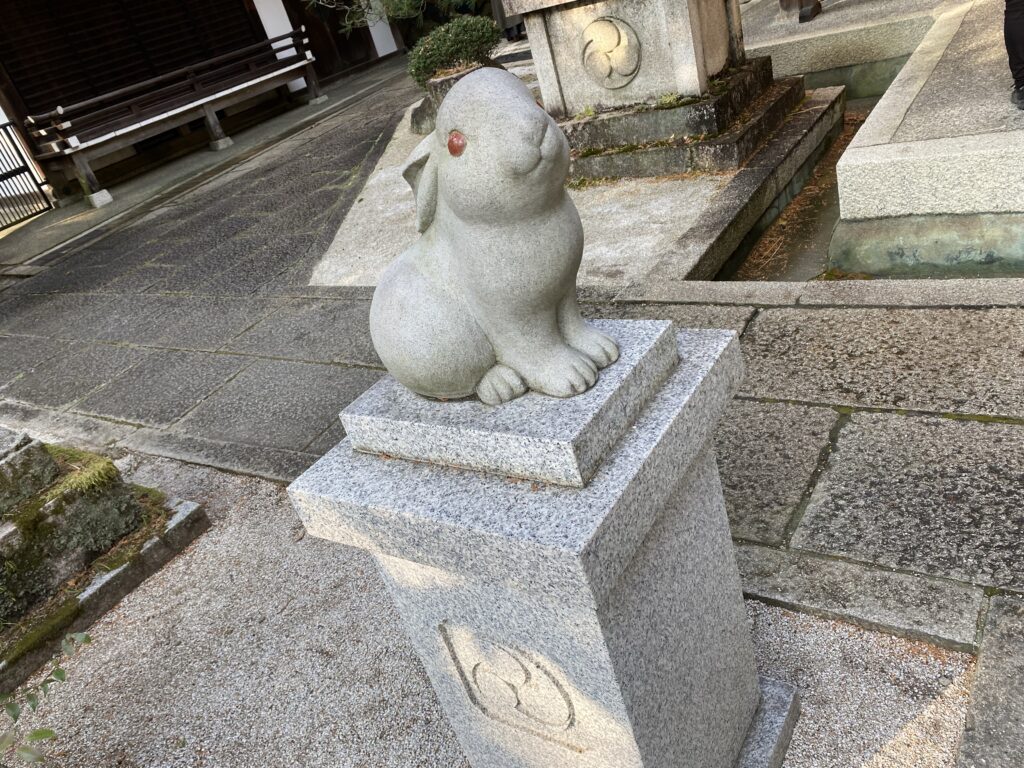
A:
[477,364,527,405]
[526,346,598,398]
[565,325,619,369]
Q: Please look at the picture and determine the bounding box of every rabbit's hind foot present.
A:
[566,323,619,369]
[476,364,527,406]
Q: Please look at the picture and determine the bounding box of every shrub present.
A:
[408,16,502,88]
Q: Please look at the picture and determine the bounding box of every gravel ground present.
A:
[7,455,973,767]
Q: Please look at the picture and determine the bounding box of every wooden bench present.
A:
[24,29,323,207]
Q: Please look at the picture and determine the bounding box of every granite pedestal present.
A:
[289,320,799,768]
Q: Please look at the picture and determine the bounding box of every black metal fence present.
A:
[0,122,51,231]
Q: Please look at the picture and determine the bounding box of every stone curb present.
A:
[737,543,986,653]
[0,498,210,694]
[611,278,1024,308]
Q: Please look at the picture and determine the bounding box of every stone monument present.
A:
[289,70,798,767]
[500,0,746,118]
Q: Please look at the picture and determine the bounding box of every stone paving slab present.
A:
[894,0,1024,142]
[0,293,118,338]
[958,596,1024,768]
[171,360,382,453]
[792,413,1024,590]
[716,400,838,545]
[74,351,250,428]
[223,298,380,366]
[741,307,1024,417]
[742,0,939,79]
[119,429,317,483]
[0,336,71,387]
[796,278,1024,307]
[0,401,138,451]
[738,544,985,651]
[0,343,149,410]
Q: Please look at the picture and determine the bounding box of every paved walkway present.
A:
[0,56,410,269]
[0,56,1022,766]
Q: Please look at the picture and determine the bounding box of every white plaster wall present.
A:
[696,0,731,76]
[368,0,400,57]
[253,0,306,91]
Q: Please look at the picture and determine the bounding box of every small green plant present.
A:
[1,633,90,763]
[407,16,502,88]
[574,105,596,120]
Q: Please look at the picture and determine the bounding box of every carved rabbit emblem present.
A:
[369,68,618,405]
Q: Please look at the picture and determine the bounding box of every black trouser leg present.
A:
[1008,0,1024,89]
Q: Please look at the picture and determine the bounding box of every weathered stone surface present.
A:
[715,400,836,545]
[737,544,985,651]
[172,360,382,453]
[521,0,733,117]
[792,414,1024,590]
[75,351,249,428]
[958,596,1024,768]
[0,343,148,410]
[741,308,1024,417]
[344,320,677,487]
[569,78,806,182]
[828,212,1024,278]
[796,277,1024,308]
[617,86,845,294]
[583,301,755,333]
[561,58,774,153]
[0,429,59,514]
[0,449,141,624]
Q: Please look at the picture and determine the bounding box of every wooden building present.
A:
[0,0,400,203]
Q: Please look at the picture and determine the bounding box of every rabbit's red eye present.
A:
[447,130,466,157]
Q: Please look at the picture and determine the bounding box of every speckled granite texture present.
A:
[343,320,678,486]
[291,327,796,766]
[738,679,801,768]
[290,329,742,603]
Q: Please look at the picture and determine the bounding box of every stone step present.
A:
[615,85,847,292]
[569,77,808,182]
[692,78,807,172]
[561,56,775,153]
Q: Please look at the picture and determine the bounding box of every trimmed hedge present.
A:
[408,16,502,88]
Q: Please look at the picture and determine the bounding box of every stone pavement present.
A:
[0,61,1022,764]
[0,55,410,270]
[9,452,975,767]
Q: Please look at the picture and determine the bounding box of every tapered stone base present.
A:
[86,189,113,208]
[290,322,799,767]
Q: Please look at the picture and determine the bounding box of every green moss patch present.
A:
[1,446,143,625]
[1,485,169,668]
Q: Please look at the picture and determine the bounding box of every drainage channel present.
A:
[717,96,878,282]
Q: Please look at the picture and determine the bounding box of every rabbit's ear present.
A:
[403,135,439,233]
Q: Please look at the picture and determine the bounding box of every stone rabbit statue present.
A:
[369,68,619,405]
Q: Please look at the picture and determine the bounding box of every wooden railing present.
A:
[25,29,319,158]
